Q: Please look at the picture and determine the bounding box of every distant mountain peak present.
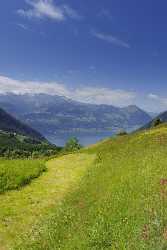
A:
[122,105,141,111]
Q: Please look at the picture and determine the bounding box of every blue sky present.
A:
[1,0,167,112]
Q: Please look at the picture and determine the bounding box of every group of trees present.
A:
[64,137,82,152]
[116,130,127,136]
[0,133,82,159]
[0,146,59,159]
[0,132,60,159]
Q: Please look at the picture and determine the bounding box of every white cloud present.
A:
[3,75,167,112]
[16,23,29,30]
[62,5,82,20]
[17,0,80,21]
[0,75,69,96]
[74,87,135,106]
[92,31,130,49]
[148,93,159,100]
[148,93,167,106]
[138,92,167,112]
[0,75,136,107]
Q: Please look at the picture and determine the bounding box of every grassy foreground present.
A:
[0,153,96,249]
[1,124,167,249]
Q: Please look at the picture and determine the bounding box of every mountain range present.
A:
[0,93,152,136]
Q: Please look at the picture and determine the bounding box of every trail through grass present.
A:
[15,125,167,250]
[2,124,167,250]
[0,153,96,249]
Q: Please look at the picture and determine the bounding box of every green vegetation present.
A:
[116,129,128,136]
[0,107,60,158]
[64,137,82,152]
[1,124,167,249]
[0,131,60,158]
[0,158,46,193]
[152,118,163,127]
[0,153,96,249]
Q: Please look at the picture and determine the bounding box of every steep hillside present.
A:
[0,107,59,158]
[0,93,151,135]
[1,124,167,249]
[0,107,45,141]
[0,130,58,158]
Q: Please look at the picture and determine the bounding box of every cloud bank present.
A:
[148,93,167,108]
[2,75,167,112]
[0,75,135,107]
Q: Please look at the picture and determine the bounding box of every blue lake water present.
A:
[45,131,114,147]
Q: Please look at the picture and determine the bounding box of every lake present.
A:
[45,131,114,147]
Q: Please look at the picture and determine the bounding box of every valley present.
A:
[1,1,166,249]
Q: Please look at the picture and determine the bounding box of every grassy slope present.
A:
[1,124,167,249]
[0,159,46,193]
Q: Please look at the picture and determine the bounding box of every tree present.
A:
[152,118,162,127]
[117,130,127,136]
[64,137,82,152]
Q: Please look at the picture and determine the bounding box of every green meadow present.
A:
[1,124,167,249]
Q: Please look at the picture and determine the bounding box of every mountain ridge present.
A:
[0,93,152,135]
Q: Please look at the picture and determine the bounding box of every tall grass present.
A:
[0,159,46,193]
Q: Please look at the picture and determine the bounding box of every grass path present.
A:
[0,153,96,250]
